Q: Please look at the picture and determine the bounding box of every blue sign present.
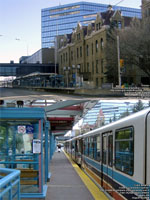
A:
[26,125,34,134]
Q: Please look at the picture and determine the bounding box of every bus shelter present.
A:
[0,107,51,198]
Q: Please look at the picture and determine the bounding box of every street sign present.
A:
[18,126,26,134]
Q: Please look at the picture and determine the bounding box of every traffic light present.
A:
[120,59,124,67]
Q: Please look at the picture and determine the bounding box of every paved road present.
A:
[0,87,134,102]
[0,87,91,101]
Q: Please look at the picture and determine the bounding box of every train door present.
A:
[101,132,114,196]
[77,138,83,166]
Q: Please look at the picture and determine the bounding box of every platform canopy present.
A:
[45,100,90,137]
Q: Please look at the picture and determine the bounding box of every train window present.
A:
[108,135,113,167]
[115,127,134,176]
[102,135,107,164]
[96,136,101,162]
[89,137,94,159]
[72,141,75,154]
[93,137,97,160]
[84,138,89,156]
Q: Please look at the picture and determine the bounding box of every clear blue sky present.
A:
[0,0,142,63]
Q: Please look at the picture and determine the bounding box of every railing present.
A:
[0,168,20,200]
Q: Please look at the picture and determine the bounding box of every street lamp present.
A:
[72,64,81,87]
[63,66,70,87]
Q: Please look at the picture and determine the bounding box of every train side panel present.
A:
[64,108,150,200]
[146,113,150,185]
[133,116,145,184]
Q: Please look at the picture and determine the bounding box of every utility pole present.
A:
[117,35,121,87]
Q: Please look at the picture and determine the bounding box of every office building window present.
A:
[92,43,93,55]
[100,38,104,49]
[92,61,94,73]
[101,59,104,73]
[77,48,79,58]
[96,60,98,73]
[87,62,89,72]
[86,45,89,56]
[63,53,65,62]
[96,40,98,52]
[61,55,62,64]
[71,51,73,61]
[96,78,99,87]
[80,46,82,57]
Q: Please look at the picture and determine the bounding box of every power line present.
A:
[114,0,124,6]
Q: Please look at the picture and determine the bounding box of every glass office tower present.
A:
[41,2,141,48]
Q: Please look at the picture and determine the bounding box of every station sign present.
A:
[32,139,41,154]
[17,125,34,134]
[17,126,26,134]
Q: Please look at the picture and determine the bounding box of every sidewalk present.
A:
[46,151,94,200]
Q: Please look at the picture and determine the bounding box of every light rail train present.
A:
[64,108,150,200]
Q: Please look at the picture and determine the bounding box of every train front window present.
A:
[115,127,134,176]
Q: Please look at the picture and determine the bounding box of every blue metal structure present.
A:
[0,168,20,200]
[0,63,57,77]
[0,107,51,198]
[41,1,141,48]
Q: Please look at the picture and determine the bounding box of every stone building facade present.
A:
[142,0,150,19]
[58,6,132,88]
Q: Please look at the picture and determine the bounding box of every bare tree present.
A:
[105,18,150,85]
[105,29,119,85]
[119,18,150,81]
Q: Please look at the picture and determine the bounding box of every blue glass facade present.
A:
[41,2,141,48]
[83,100,149,126]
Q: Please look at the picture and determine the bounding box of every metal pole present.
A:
[117,35,121,87]
[55,38,57,87]
[76,68,77,87]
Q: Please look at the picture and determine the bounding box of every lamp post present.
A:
[54,37,57,87]
[77,64,81,87]
[63,66,70,87]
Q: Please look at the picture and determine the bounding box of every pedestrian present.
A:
[57,144,61,153]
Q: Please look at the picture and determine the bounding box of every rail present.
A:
[0,168,20,200]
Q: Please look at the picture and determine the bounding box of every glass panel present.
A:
[115,127,134,175]
[102,136,107,164]
[96,135,101,161]
[89,137,94,159]
[83,138,89,156]
[93,136,97,160]
[0,120,40,194]
[108,135,113,167]
[71,140,75,157]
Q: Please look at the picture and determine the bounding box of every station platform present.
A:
[45,150,108,200]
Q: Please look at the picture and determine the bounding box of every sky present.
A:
[0,0,142,63]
